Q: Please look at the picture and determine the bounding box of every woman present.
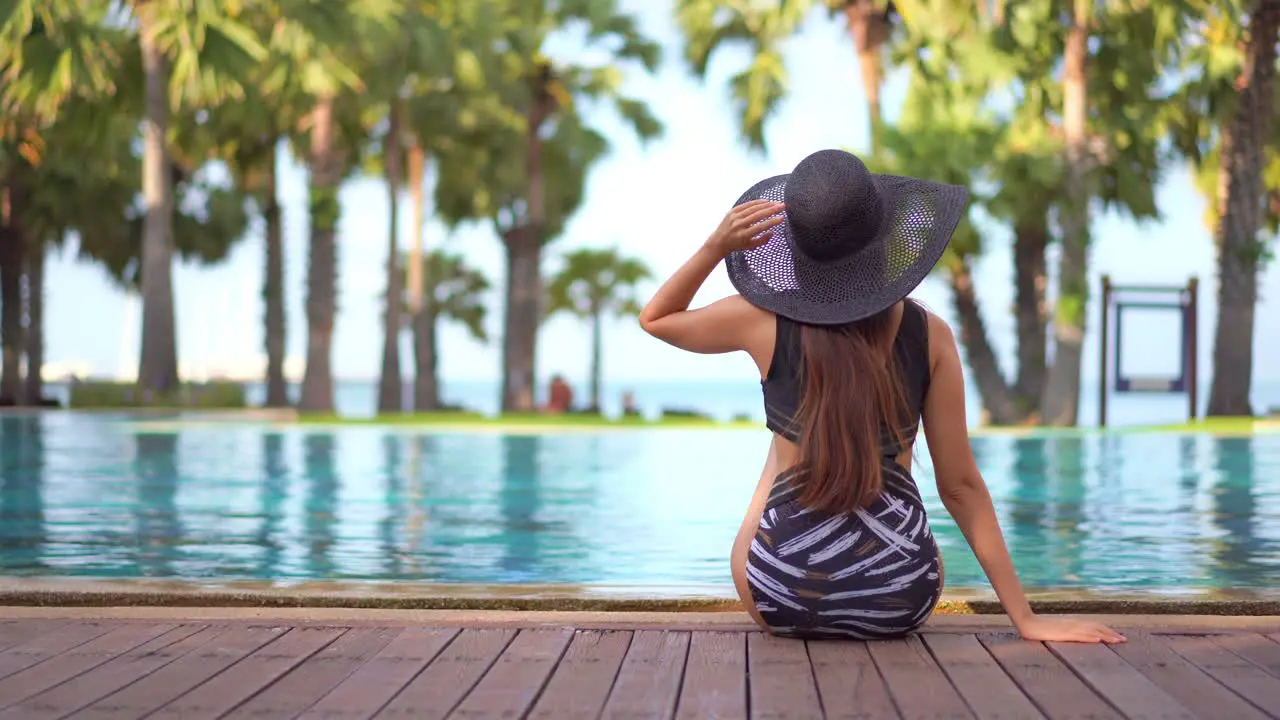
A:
[639,149,1125,644]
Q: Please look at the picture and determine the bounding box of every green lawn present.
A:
[973,416,1276,436]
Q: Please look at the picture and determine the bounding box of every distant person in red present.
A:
[544,374,574,413]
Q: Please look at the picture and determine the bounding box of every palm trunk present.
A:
[843,0,890,153]
[137,14,179,393]
[299,94,340,414]
[1206,0,1279,417]
[501,98,550,413]
[263,139,289,408]
[1012,213,1049,409]
[421,308,441,408]
[947,258,1023,425]
[501,226,541,412]
[377,98,404,414]
[407,145,438,411]
[589,304,602,412]
[1039,7,1090,427]
[0,208,24,403]
[406,142,426,316]
[23,240,43,405]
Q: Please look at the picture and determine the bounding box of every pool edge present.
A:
[5,585,1280,617]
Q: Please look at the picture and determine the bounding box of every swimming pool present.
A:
[1,413,1278,595]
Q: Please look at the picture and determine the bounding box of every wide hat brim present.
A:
[725,172,969,325]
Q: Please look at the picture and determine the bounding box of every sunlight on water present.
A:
[1,414,1278,592]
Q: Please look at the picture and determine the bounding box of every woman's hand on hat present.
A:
[706,200,786,257]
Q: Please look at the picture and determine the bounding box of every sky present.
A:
[41,0,1280,388]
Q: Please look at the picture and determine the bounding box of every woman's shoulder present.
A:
[905,301,959,377]
[906,300,954,338]
[717,294,779,374]
[716,294,778,330]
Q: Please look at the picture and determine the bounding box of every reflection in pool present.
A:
[0,413,1278,593]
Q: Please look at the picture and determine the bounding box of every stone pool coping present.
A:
[4,578,1280,617]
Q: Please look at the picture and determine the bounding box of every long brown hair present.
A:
[793,303,909,513]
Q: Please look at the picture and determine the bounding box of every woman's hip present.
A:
[744,475,942,639]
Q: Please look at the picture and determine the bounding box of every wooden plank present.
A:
[923,633,1043,719]
[600,630,689,720]
[65,624,289,720]
[868,636,972,720]
[0,623,176,708]
[674,631,747,720]
[0,621,57,652]
[0,625,215,720]
[807,641,900,720]
[449,628,573,719]
[1166,634,1280,714]
[746,633,823,720]
[1213,632,1280,678]
[1110,632,1270,720]
[146,625,345,719]
[374,628,516,720]
[1049,641,1195,719]
[978,632,1120,720]
[298,627,460,720]
[0,622,112,681]
[230,627,400,719]
[529,630,632,720]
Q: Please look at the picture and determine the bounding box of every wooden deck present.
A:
[1,615,1279,719]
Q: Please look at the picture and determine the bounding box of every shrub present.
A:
[69,380,246,409]
[660,407,712,421]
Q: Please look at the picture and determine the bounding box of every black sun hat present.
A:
[725,149,969,325]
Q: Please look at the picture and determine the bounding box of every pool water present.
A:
[1,414,1278,593]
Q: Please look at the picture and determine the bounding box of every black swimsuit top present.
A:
[761,300,931,456]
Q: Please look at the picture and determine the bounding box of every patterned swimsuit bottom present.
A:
[745,460,943,640]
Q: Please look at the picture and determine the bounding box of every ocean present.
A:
[233,377,1280,428]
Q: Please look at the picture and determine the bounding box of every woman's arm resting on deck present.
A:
[920,313,1126,644]
[639,199,784,354]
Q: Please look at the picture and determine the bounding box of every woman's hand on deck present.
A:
[1015,615,1127,644]
[706,200,786,256]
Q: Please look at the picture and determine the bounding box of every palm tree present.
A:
[187,93,290,406]
[1036,1,1091,427]
[1032,1,1189,425]
[279,2,395,414]
[125,1,265,393]
[674,0,810,151]
[406,140,431,408]
[370,21,414,415]
[546,248,650,412]
[434,0,662,413]
[0,231,22,403]
[403,0,504,413]
[877,2,1180,426]
[1203,0,1280,416]
[206,1,377,410]
[22,239,43,404]
[369,3,476,415]
[833,0,896,152]
[377,94,407,414]
[675,0,898,152]
[405,249,490,410]
[298,93,341,413]
[0,0,121,403]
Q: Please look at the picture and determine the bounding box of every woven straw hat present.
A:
[726,149,969,325]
